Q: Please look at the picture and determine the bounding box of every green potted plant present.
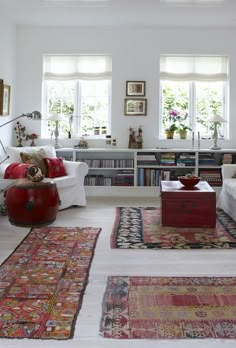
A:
[178,124,192,139]
[165,109,180,139]
[165,124,178,139]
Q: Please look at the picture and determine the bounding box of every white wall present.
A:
[0,16,16,148]
[15,26,236,149]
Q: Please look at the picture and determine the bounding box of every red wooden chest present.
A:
[161,180,216,228]
[6,178,60,227]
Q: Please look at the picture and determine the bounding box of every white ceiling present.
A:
[0,0,236,28]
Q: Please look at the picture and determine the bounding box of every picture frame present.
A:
[2,85,10,116]
[124,98,147,116]
[0,79,3,116]
[126,81,145,96]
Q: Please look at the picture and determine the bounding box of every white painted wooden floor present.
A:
[0,196,236,348]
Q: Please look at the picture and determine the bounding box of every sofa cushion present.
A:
[4,163,34,179]
[44,175,78,189]
[223,178,236,200]
[43,157,67,178]
[6,145,56,163]
[20,149,48,175]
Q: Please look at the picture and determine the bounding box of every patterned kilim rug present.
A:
[101,275,236,339]
[0,226,101,340]
[111,207,236,249]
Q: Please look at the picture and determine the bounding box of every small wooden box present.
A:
[161,181,216,228]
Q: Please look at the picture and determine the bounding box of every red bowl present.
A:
[178,176,201,188]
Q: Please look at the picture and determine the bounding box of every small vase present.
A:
[128,134,136,149]
[17,138,23,147]
[165,131,174,139]
[179,130,187,140]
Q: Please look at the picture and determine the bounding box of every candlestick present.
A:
[192,131,195,149]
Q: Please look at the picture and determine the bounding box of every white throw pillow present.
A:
[6,145,56,163]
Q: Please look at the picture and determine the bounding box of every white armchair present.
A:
[217,164,236,222]
[0,145,89,210]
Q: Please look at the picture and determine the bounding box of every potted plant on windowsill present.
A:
[178,124,192,139]
[165,124,178,139]
[164,109,181,139]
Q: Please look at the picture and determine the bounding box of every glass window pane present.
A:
[42,79,110,138]
[80,80,109,136]
[160,55,228,140]
[196,81,225,138]
[43,80,75,138]
[161,81,189,137]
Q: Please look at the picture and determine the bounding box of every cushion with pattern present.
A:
[43,157,67,178]
[20,149,48,175]
[4,163,34,179]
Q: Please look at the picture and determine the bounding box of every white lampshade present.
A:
[47,113,66,122]
[208,114,226,123]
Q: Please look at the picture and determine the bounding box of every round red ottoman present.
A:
[6,178,60,227]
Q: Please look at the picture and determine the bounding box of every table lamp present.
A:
[47,113,66,148]
[208,114,225,150]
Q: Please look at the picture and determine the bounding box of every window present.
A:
[42,55,112,138]
[160,55,229,139]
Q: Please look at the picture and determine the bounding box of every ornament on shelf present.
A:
[26,133,38,146]
[128,126,143,149]
[14,121,27,147]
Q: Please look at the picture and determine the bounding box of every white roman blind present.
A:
[160,55,228,81]
[43,55,112,80]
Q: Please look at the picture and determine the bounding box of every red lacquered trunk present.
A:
[6,179,59,227]
[161,180,216,228]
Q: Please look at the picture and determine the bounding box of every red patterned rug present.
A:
[111,207,236,249]
[101,276,236,339]
[0,226,101,339]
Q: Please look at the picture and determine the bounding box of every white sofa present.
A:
[217,164,236,221]
[0,145,89,210]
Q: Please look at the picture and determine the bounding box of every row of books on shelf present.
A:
[198,169,222,186]
[137,168,194,187]
[114,170,134,186]
[138,152,235,167]
[222,153,233,164]
[85,175,113,186]
[137,168,222,187]
[198,153,219,166]
[85,170,134,186]
[138,152,196,167]
[176,154,195,166]
[81,159,134,168]
[137,168,160,187]
[137,154,157,166]
[159,152,176,166]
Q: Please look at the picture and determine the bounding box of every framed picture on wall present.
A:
[124,98,147,116]
[2,85,11,116]
[126,81,145,96]
[0,79,3,116]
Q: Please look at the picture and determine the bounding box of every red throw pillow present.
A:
[43,157,67,178]
[4,163,34,179]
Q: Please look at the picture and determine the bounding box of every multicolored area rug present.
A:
[101,275,236,339]
[111,207,236,249]
[0,226,101,339]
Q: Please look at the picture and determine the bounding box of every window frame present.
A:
[41,54,112,139]
[41,78,111,139]
[159,55,229,140]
